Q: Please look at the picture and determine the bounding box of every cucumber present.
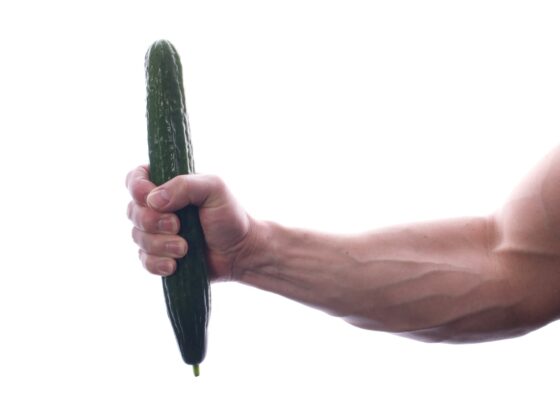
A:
[145,39,210,377]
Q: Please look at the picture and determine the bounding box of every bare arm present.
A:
[238,146,560,343]
[127,146,560,343]
[241,217,505,343]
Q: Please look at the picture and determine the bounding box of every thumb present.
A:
[146,174,226,212]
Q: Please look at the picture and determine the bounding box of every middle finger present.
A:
[128,201,180,234]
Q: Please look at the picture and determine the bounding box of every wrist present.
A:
[232,218,276,284]
[231,219,354,317]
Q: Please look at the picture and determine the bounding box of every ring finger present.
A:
[132,227,188,258]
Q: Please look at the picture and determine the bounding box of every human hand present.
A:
[126,165,255,281]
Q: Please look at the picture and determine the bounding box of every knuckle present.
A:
[126,201,134,220]
[141,252,175,276]
[131,181,149,203]
[209,174,226,192]
[131,227,141,245]
[145,258,160,275]
[143,210,163,233]
[205,174,228,207]
[173,174,191,199]
[129,179,155,205]
[138,250,154,273]
[131,227,149,251]
[126,165,151,197]
[150,211,165,232]
[136,209,150,231]
[125,168,136,189]
[133,228,172,256]
[139,251,157,275]
[138,249,148,268]
[133,206,160,233]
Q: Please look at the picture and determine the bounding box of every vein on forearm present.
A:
[242,218,526,342]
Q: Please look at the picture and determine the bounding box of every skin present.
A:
[126,146,560,343]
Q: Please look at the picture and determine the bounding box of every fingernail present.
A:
[166,241,187,257]
[147,188,170,209]
[158,216,178,233]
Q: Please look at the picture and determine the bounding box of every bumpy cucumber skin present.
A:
[145,40,210,370]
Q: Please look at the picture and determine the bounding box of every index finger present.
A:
[125,164,156,205]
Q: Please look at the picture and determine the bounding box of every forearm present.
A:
[240,217,528,343]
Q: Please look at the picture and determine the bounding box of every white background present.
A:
[1,1,560,418]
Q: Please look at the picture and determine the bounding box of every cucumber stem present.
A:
[193,364,200,377]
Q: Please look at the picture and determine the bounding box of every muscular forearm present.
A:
[128,146,560,342]
[240,217,533,343]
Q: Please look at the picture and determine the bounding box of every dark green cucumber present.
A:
[145,39,210,377]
